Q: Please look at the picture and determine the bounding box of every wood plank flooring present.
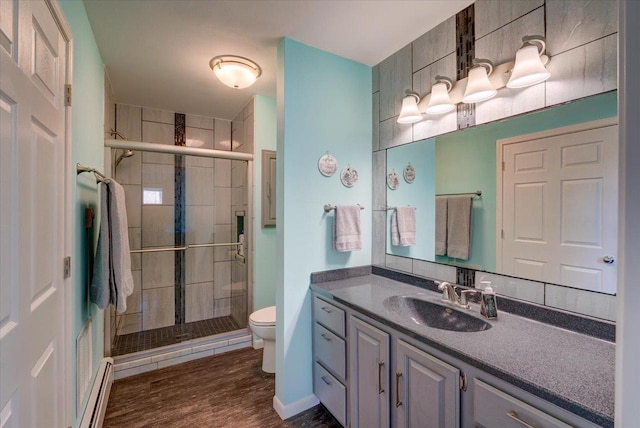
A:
[104,347,342,427]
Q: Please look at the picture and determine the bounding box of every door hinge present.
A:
[64,84,72,106]
[459,372,467,391]
[63,257,71,279]
[501,229,504,239]
[502,161,505,171]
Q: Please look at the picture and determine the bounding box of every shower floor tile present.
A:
[112,316,240,356]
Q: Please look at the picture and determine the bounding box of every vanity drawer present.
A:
[313,323,346,380]
[474,379,573,428]
[313,296,345,337]
[314,361,346,426]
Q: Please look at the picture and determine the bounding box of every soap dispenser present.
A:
[480,280,498,319]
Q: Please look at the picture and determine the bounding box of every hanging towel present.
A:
[90,180,135,313]
[447,195,473,259]
[391,206,416,246]
[334,205,362,252]
[435,196,448,255]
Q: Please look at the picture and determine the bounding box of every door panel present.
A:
[396,340,459,428]
[501,124,618,293]
[0,1,68,426]
[349,316,390,428]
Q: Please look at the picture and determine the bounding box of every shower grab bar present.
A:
[130,242,242,254]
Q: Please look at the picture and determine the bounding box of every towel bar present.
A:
[324,204,365,213]
[385,205,416,210]
[436,190,482,197]
[76,163,110,183]
[129,242,242,253]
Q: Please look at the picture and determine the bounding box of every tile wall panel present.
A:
[385,254,413,273]
[475,0,543,39]
[185,167,215,206]
[215,159,232,187]
[214,224,233,262]
[546,0,618,56]
[142,252,175,289]
[412,16,456,72]
[141,121,175,165]
[142,163,175,203]
[128,228,141,270]
[142,107,175,124]
[115,104,142,140]
[141,205,175,247]
[186,206,215,245]
[413,53,457,140]
[372,64,380,93]
[142,287,175,330]
[379,117,413,149]
[124,270,142,315]
[215,119,232,151]
[185,127,214,167]
[474,84,545,125]
[413,260,457,283]
[475,271,545,304]
[214,188,232,224]
[372,211,386,266]
[545,284,616,321]
[214,261,232,300]
[545,34,617,106]
[122,185,141,228]
[185,247,215,284]
[116,313,142,335]
[372,92,380,151]
[186,114,214,130]
[185,282,215,323]
[379,44,412,121]
[372,151,386,210]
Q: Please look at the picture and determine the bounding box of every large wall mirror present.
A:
[386,92,618,319]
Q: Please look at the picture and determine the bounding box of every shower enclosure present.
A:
[105,106,251,357]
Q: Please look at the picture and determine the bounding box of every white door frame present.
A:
[496,117,618,275]
[43,0,74,425]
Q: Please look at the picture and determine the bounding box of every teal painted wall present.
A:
[276,38,372,406]
[59,1,105,426]
[386,139,436,259]
[435,91,618,271]
[253,95,277,310]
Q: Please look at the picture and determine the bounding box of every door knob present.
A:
[603,256,615,264]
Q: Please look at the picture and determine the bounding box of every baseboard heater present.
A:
[80,357,114,428]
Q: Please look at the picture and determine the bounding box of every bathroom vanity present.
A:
[310,270,614,428]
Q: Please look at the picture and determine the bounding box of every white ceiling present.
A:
[84,0,473,120]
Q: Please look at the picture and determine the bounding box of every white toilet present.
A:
[249,306,276,373]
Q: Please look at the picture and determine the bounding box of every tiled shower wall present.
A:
[114,104,238,335]
[371,1,618,320]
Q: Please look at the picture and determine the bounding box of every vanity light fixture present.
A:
[425,76,456,115]
[507,36,551,89]
[397,92,422,124]
[462,60,497,104]
[209,55,262,89]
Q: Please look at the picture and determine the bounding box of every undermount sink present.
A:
[383,296,492,332]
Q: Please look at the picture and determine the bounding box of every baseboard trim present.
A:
[273,394,319,420]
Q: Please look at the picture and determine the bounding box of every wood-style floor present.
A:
[104,347,342,427]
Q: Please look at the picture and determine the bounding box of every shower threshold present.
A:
[112,316,241,357]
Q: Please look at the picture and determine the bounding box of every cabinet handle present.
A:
[395,372,403,407]
[506,411,536,428]
[320,333,331,342]
[320,375,332,386]
[378,361,385,394]
[321,306,333,313]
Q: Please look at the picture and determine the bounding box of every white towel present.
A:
[391,206,416,246]
[334,205,362,252]
[90,180,134,313]
[435,196,448,255]
[447,195,473,259]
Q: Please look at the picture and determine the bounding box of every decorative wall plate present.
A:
[318,153,338,177]
[404,163,416,183]
[387,170,400,190]
[340,165,358,187]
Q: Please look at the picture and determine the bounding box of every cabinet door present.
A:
[395,340,460,428]
[349,316,390,428]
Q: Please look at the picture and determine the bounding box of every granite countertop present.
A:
[311,274,614,427]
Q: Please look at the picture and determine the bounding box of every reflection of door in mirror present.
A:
[497,119,618,294]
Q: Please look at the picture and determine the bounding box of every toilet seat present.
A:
[249,306,276,326]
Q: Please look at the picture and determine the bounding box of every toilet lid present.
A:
[250,306,276,325]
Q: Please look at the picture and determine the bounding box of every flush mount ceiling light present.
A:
[397,92,422,124]
[425,76,456,115]
[463,60,497,104]
[507,36,551,89]
[209,55,262,89]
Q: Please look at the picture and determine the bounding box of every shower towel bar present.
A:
[324,203,365,213]
[129,242,242,254]
[76,163,110,183]
[436,190,482,197]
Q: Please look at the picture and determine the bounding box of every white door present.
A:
[1,1,70,426]
[500,123,618,293]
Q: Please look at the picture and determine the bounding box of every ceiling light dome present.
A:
[209,55,262,89]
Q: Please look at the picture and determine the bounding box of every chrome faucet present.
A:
[436,281,479,309]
